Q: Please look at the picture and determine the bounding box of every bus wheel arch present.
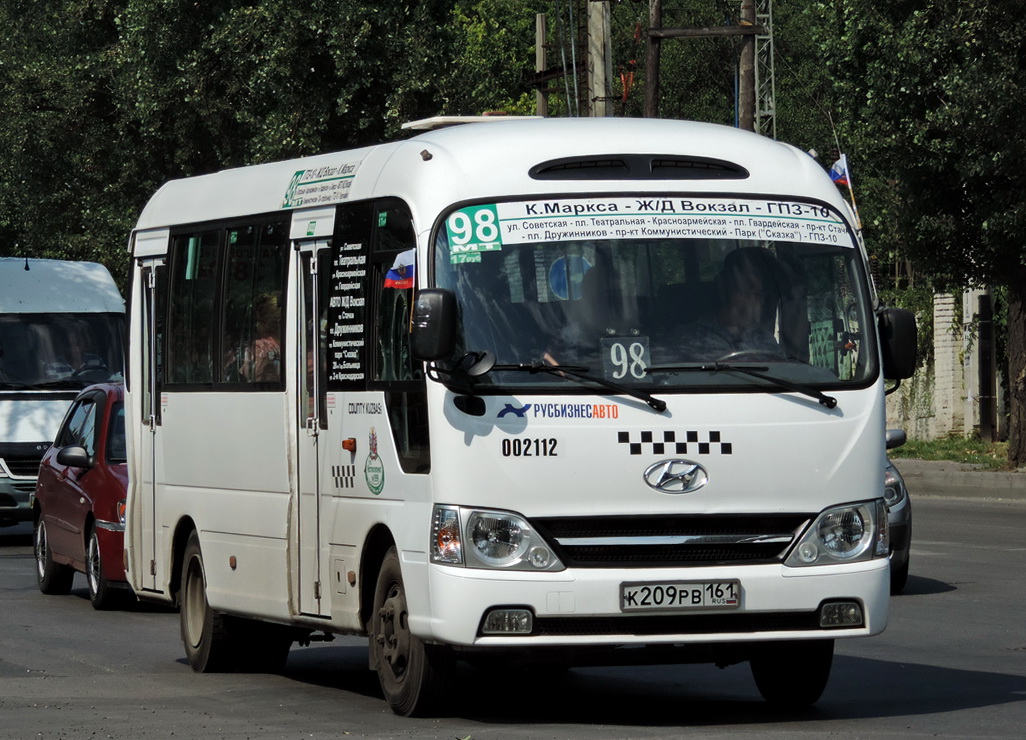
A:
[169,517,198,605]
[359,524,395,632]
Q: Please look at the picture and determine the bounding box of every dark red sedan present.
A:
[32,383,130,609]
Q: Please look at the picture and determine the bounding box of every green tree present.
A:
[0,0,131,279]
[810,0,1026,466]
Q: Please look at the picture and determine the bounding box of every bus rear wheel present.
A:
[369,546,453,716]
[750,639,834,707]
[180,531,235,672]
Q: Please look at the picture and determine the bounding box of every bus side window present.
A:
[167,231,220,385]
[370,200,429,474]
[220,221,289,387]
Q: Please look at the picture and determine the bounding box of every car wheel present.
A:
[369,546,453,716]
[87,527,119,610]
[35,518,74,595]
[179,530,236,672]
[890,551,910,595]
[750,639,834,707]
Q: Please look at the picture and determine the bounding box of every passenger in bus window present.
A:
[244,293,281,382]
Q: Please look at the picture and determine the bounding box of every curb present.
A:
[890,458,1026,501]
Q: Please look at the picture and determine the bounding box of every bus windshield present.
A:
[0,313,125,389]
[433,196,873,392]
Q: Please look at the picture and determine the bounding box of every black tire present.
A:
[750,639,834,707]
[890,553,910,595]
[87,527,119,610]
[35,518,74,595]
[369,546,453,716]
[179,530,235,672]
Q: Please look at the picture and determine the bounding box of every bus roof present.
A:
[133,118,851,232]
[0,258,124,313]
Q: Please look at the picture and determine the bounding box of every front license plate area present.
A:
[620,580,741,612]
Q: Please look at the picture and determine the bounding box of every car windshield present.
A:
[0,313,125,389]
[433,196,873,392]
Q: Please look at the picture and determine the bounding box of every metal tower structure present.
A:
[754,0,776,138]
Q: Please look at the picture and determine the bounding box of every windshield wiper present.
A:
[491,360,667,413]
[647,362,838,409]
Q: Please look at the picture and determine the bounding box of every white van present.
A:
[124,117,916,715]
[0,258,125,526]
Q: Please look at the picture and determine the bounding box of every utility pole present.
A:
[644,0,774,136]
[587,1,613,117]
[536,13,549,117]
[644,0,662,118]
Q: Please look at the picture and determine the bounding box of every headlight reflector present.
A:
[468,511,529,564]
[430,505,564,571]
[786,500,888,567]
[883,463,907,508]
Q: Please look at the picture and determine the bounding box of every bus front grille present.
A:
[531,514,811,568]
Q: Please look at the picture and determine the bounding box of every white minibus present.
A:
[124,117,916,715]
[0,258,125,527]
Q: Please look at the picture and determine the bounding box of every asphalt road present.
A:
[2,489,1025,739]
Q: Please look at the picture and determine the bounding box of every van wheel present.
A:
[750,639,834,707]
[87,527,118,610]
[369,546,453,716]
[35,518,74,595]
[180,531,235,672]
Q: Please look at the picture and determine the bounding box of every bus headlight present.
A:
[785,500,889,567]
[430,505,565,571]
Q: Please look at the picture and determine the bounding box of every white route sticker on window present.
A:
[446,197,855,261]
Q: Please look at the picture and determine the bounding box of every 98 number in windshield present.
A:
[601,337,650,382]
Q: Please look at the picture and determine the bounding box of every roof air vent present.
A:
[529,154,749,181]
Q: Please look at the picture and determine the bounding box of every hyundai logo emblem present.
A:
[643,459,709,493]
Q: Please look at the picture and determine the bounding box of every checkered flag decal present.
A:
[332,464,356,489]
[617,430,732,456]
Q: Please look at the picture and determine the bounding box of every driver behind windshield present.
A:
[679,247,787,361]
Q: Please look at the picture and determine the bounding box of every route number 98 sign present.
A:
[446,205,502,263]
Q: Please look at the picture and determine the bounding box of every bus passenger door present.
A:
[134,258,164,594]
[295,243,329,616]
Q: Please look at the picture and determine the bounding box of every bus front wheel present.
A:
[750,639,834,707]
[180,530,235,672]
[369,546,453,716]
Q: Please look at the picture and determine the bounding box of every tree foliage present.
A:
[2,0,1023,462]
[806,0,1026,464]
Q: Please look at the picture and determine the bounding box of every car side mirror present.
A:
[410,288,457,361]
[56,445,93,469]
[878,307,917,380]
[885,429,907,450]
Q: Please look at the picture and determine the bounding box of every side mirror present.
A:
[56,445,93,469]
[885,429,907,450]
[410,288,457,361]
[878,307,917,380]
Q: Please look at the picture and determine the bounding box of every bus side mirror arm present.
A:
[410,288,457,361]
[878,307,917,381]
